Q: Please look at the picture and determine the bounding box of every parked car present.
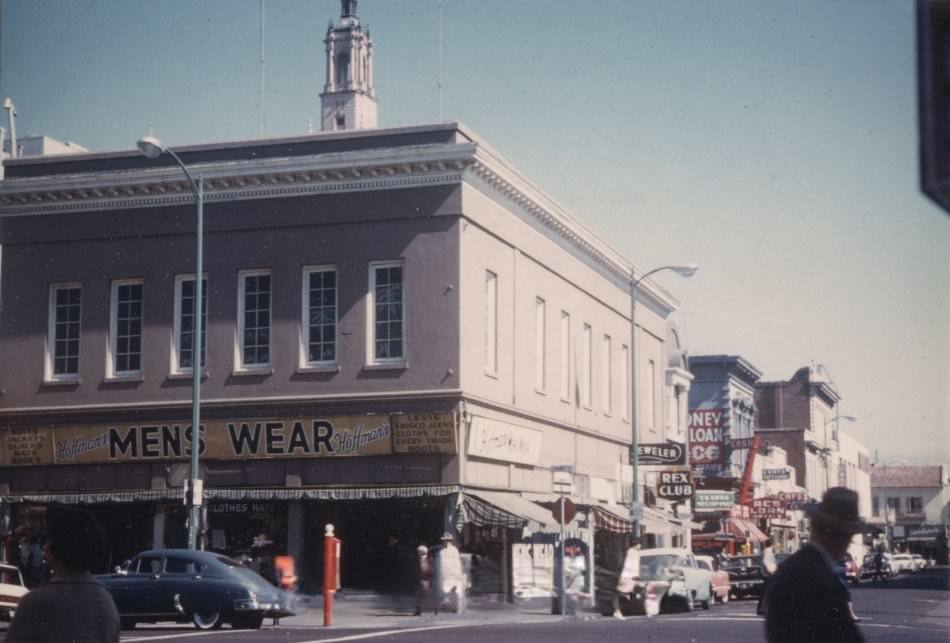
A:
[599,548,714,615]
[0,563,28,621]
[722,555,766,599]
[97,549,294,630]
[911,554,927,572]
[860,552,896,579]
[695,555,730,603]
[891,553,916,574]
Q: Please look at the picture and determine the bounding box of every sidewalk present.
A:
[280,591,583,630]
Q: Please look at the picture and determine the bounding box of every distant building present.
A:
[319,0,377,131]
[870,464,949,562]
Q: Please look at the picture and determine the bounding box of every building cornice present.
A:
[0,122,680,313]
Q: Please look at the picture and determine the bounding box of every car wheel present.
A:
[231,613,264,630]
[701,586,712,610]
[120,618,136,630]
[192,610,223,630]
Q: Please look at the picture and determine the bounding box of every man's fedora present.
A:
[805,487,868,534]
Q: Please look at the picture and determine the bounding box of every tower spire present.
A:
[320,0,377,131]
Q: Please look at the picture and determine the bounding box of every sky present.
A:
[1,0,947,465]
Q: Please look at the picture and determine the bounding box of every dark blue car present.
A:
[97,549,294,630]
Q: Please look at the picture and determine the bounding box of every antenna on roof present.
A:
[3,98,17,159]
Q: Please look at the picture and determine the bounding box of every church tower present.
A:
[320,0,378,131]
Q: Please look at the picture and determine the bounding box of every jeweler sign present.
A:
[657,470,694,500]
[638,441,686,465]
[751,497,786,518]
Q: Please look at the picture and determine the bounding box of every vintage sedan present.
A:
[0,563,28,621]
[97,549,294,630]
[641,549,714,612]
[695,555,730,603]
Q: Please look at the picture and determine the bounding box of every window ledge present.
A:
[296,364,341,374]
[167,370,210,381]
[42,377,81,387]
[535,387,547,396]
[104,374,144,383]
[484,370,499,380]
[231,367,274,377]
[363,361,409,371]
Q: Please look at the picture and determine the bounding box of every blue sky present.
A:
[2,0,947,464]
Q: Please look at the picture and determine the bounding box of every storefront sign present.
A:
[777,491,809,510]
[468,417,542,466]
[762,468,790,480]
[688,409,725,465]
[392,413,457,454]
[731,437,755,449]
[907,524,944,541]
[694,490,736,511]
[638,441,686,465]
[657,470,694,500]
[0,415,394,465]
[751,497,786,518]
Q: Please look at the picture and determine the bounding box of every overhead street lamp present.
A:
[136,135,205,550]
[629,264,698,539]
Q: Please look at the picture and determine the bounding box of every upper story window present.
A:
[109,279,143,377]
[237,269,272,370]
[908,497,924,514]
[369,261,405,364]
[602,334,612,414]
[47,283,82,382]
[535,297,546,392]
[886,497,901,515]
[559,311,571,401]
[172,274,207,374]
[336,52,351,84]
[645,358,656,429]
[872,496,880,517]
[581,323,592,408]
[485,271,498,375]
[302,266,337,367]
[621,344,630,421]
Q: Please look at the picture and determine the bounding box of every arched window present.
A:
[336,52,350,85]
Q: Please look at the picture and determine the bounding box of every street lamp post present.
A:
[629,264,698,539]
[137,135,204,550]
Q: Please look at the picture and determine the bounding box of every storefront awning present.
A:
[1,484,462,505]
[460,490,554,533]
[729,517,768,544]
[592,504,635,533]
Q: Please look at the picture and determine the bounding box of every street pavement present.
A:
[1,566,945,641]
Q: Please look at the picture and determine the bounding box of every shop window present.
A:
[46,283,82,381]
[237,269,272,370]
[173,274,207,374]
[302,266,337,367]
[109,279,143,377]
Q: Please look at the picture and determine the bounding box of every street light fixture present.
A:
[629,264,698,539]
[136,135,205,550]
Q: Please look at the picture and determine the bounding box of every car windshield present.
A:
[639,554,679,579]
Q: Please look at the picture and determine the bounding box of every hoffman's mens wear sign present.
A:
[0,412,457,466]
[762,468,791,480]
[467,416,542,466]
[693,490,736,511]
[638,441,686,465]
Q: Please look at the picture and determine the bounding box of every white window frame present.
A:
[560,311,571,402]
[581,323,592,408]
[300,265,338,370]
[535,297,546,392]
[367,260,407,367]
[602,334,612,415]
[646,358,656,429]
[485,270,498,376]
[107,278,144,379]
[171,273,208,376]
[621,344,630,421]
[46,282,82,383]
[235,268,272,372]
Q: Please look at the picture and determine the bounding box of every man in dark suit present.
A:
[765,487,866,643]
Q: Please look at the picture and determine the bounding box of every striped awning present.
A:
[593,504,635,533]
[1,484,461,505]
[459,490,555,533]
[729,517,768,543]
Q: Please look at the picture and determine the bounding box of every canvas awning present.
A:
[729,517,768,543]
[459,490,555,533]
[593,504,635,533]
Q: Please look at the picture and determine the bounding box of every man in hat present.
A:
[764,487,866,642]
[434,533,465,614]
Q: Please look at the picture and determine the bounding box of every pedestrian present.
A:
[413,545,432,616]
[870,547,887,584]
[756,537,778,615]
[764,487,866,643]
[435,533,465,614]
[564,548,586,615]
[612,539,642,619]
[6,507,120,643]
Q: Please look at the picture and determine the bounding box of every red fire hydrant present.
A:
[323,524,341,626]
